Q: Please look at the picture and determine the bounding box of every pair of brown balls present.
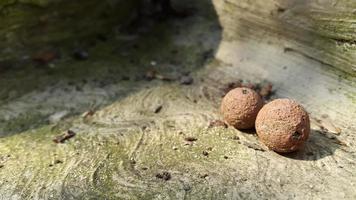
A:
[221,87,310,153]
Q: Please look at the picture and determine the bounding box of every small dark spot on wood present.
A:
[142,167,148,170]
[183,184,191,191]
[277,6,286,13]
[130,159,136,165]
[206,147,213,151]
[184,137,197,142]
[333,140,347,146]
[54,159,63,164]
[156,171,171,181]
[333,38,356,45]
[202,150,209,156]
[53,130,76,143]
[199,174,208,178]
[329,135,336,140]
[0,164,4,168]
[223,155,229,159]
[232,135,240,140]
[82,110,95,118]
[154,105,163,113]
[284,47,294,53]
[208,120,227,128]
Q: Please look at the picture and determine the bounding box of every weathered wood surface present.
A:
[0,0,355,199]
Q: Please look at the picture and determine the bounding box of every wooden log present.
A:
[0,0,355,199]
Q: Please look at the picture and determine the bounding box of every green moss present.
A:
[0,1,230,198]
[0,0,54,8]
[0,9,211,136]
[310,6,356,42]
[0,121,250,199]
[0,112,47,136]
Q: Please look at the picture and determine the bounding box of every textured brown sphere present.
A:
[221,87,263,129]
[255,99,310,153]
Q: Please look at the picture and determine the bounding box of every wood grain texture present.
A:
[0,0,355,199]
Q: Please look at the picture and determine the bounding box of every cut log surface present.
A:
[0,0,355,199]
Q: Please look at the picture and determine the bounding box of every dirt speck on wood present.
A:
[53,130,76,143]
[184,137,198,142]
[82,110,95,118]
[208,120,227,128]
[156,171,171,181]
[154,105,163,113]
[202,150,209,156]
[231,135,240,140]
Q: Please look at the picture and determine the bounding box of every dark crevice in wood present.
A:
[331,38,356,45]
[283,47,345,73]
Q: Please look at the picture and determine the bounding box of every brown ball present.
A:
[221,87,263,129]
[255,99,310,153]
